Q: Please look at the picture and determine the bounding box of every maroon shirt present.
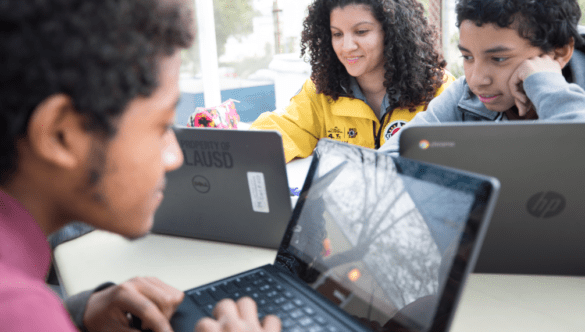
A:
[0,190,78,331]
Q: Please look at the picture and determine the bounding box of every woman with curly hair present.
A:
[251,0,455,162]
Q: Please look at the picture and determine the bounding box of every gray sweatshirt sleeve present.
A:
[525,72,585,120]
[379,77,467,155]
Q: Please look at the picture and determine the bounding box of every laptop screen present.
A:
[277,139,497,331]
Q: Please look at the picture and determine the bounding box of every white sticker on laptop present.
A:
[247,172,269,213]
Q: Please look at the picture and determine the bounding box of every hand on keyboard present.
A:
[195,297,281,332]
[84,277,184,332]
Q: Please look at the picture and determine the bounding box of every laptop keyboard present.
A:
[186,270,343,332]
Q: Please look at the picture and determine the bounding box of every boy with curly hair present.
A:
[380,0,585,154]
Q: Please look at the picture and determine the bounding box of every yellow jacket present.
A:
[251,74,455,162]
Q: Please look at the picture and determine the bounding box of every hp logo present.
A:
[526,191,566,218]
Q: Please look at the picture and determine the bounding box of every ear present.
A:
[27,94,91,169]
[553,37,575,69]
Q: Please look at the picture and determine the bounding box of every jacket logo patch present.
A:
[384,121,406,140]
[327,126,344,140]
[347,128,357,138]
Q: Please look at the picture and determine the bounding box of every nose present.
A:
[467,62,492,87]
[162,129,184,172]
[342,34,358,52]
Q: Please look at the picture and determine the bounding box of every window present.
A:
[178,0,312,125]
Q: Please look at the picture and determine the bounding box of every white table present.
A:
[450,274,585,332]
[53,156,585,331]
[54,230,278,296]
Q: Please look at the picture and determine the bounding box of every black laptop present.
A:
[399,121,585,275]
[151,126,292,249]
[170,139,500,332]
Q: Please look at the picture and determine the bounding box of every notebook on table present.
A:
[169,139,500,332]
[399,121,585,275]
[151,126,292,249]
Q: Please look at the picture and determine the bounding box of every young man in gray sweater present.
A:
[380,0,585,155]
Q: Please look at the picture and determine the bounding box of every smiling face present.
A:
[458,20,544,112]
[330,4,385,82]
[85,53,184,238]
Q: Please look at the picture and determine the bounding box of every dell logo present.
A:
[192,175,210,193]
[526,191,566,218]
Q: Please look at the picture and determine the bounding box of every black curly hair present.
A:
[0,0,194,185]
[300,0,447,113]
[456,0,584,52]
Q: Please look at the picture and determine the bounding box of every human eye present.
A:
[492,57,508,63]
[161,118,175,135]
[331,31,342,38]
[160,125,172,137]
[460,54,473,62]
[356,29,369,35]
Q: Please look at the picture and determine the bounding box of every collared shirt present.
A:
[347,77,401,120]
[0,190,78,331]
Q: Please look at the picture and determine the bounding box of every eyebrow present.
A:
[330,21,376,30]
[458,45,515,54]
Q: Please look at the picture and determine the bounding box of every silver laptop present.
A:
[168,139,500,332]
[400,121,585,275]
[151,126,292,249]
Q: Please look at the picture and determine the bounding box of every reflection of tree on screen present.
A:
[305,141,467,311]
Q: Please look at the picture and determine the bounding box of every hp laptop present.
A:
[151,126,292,249]
[400,121,585,275]
[169,139,500,332]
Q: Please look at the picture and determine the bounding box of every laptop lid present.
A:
[276,139,499,331]
[151,126,291,249]
[399,121,585,275]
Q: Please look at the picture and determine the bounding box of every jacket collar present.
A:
[457,79,501,121]
[335,77,400,120]
[566,48,585,90]
[563,24,585,89]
